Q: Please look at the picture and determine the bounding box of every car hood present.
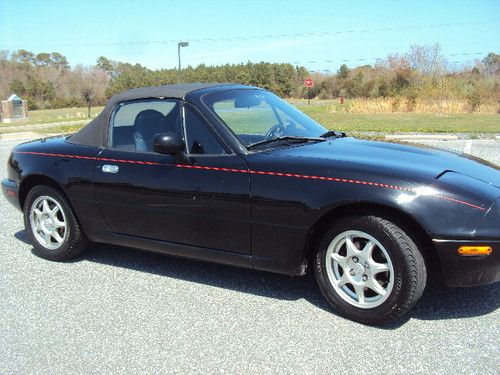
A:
[263,137,500,187]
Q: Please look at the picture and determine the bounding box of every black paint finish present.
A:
[93,149,251,253]
[3,85,499,287]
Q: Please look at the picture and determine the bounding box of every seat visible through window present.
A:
[110,99,181,152]
[133,109,168,152]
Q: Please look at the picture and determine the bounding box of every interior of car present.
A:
[110,100,225,155]
[111,101,182,152]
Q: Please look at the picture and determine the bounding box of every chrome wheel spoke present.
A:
[345,237,359,257]
[353,284,365,303]
[52,231,64,244]
[336,273,350,287]
[361,240,375,258]
[53,218,65,228]
[42,199,50,214]
[331,253,348,269]
[34,208,43,218]
[370,261,389,274]
[366,278,386,296]
[50,205,59,216]
[43,231,52,245]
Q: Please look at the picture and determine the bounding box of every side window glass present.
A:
[184,106,225,155]
[111,99,182,152]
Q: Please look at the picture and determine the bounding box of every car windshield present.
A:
[203,89,331,148]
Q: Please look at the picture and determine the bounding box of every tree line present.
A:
[313,45,499,113]
[0,44,498,114]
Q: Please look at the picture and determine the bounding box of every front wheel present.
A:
[24,185,88,261]
[314,215,427,325]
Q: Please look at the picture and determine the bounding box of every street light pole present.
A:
[177,41,189,82]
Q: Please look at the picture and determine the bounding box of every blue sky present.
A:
[0,0,498,71]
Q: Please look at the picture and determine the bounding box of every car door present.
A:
[93,99,251,254]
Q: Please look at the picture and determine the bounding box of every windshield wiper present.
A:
[247,136,324,150]
[320,130,345,138]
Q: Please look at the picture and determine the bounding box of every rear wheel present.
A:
[24,185,88,261]
[314,215,427,325]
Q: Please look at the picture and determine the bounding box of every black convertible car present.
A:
[2,83,499,324]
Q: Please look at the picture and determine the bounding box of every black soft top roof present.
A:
[69,83,251,147]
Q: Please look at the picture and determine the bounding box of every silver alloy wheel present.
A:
[29,195,67,250]
[325,230,394,309]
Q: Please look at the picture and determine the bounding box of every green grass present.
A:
[32,111,500,136]
[297,105,500,134]
[3,103,499,135]
[37,124,84,135]
[3,106,104,126]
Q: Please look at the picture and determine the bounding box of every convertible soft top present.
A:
[70,83,240,147]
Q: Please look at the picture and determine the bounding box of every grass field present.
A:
[300,107,500,134]
[3,106,104,126]
[1,101,499,135]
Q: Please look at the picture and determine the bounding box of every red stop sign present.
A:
[304,78,314,88]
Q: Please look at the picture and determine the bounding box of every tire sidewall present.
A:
[315,216,416,324]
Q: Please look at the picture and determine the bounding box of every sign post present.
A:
[304,78,314,105]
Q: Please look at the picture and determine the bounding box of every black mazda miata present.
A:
[2,83,499,324]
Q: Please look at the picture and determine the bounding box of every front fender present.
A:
[248,159,497,274]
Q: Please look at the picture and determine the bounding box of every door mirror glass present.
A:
[153,132,185,155]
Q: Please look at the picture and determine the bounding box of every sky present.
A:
[0,0,499,72]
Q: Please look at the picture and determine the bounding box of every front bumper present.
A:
[433,239,500,287]
[1,179,20,210]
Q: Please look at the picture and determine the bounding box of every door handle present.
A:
[102,164,119,173]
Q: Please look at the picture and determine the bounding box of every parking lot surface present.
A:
[0,138,499,374]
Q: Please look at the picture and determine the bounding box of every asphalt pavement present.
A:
[0,138,499,374]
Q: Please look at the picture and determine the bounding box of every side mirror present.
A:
[153,132,185,155]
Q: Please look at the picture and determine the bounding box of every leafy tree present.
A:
[50,52,70,70]
[11,49,35,65]
[482,53,500,76]
[9,79,26,95]
[346,71,364,97]
[337,64,350,79]
[35,53,52,66]
[96,56,113,72]
[1,47,499,111]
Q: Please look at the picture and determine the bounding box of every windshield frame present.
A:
[200,88,329,153]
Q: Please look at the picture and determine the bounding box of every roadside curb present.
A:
[385,134,459,141]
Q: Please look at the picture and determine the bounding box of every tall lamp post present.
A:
[177,41,189,82]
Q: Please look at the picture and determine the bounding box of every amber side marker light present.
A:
[458,246,492,256]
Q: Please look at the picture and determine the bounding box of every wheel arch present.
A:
[19,174,67,210]
[303,202,442,282]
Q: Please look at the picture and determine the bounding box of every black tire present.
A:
[23,185,88,261]
[314,215,427,325]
